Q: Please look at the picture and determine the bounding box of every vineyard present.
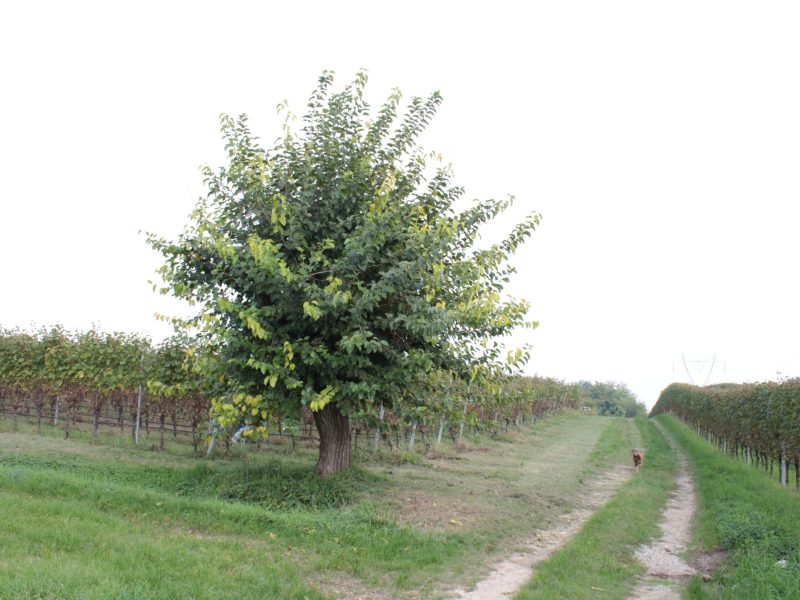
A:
[651,381,800,489]
[0,326,589,456]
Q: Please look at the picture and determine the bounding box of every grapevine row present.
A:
[0,327,207,449]
[1,326,591,453]
[651,381,800,489]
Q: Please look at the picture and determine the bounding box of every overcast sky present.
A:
[1,1,798,407]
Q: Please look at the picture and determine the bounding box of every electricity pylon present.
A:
[673,353,726,386]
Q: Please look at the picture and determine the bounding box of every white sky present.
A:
[1,1,799,408]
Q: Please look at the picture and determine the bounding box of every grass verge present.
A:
[0,413,637,599]
[513,416,678,599]
[0,460,471,599]
[582,415,640,477]
[656,414,800,600]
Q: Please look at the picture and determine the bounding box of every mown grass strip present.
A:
[582,415,639,475]
[0,450,375,510]
[0,488,328,600]
[0,463,474,590]
[513,417,678,600]
[0,414,644,598]
[657,414,800,600]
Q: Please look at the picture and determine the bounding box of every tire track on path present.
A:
[328,417,636,600]
[628,420,697,600]
[450,466,633,599]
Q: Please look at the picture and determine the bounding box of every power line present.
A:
[673,353,726,385]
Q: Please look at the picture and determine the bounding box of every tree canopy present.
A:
[577,380,645,417]
[148,71,539,474]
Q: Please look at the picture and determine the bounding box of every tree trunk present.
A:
[313,403,351,476]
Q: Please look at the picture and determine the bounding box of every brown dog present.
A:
[632,448,644,468]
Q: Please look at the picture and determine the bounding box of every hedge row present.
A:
[0,326,588,452]
[651,381,800,487]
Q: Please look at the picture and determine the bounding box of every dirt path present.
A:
[628,421,697,600]
[319,417,637,600]
[450,467,633,599]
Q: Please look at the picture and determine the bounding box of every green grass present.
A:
[583,415,639,474]
[514,416,678,599]
[0,461,470,599]
[0,451,368,510]
[0,413,637,599]
[0,437,469,598]
[656,415,800,600]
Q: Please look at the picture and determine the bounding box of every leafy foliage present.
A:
[0,325,601,456]
[578,381,645,417]
[651,380,800,464]
[0,326,208,444]
[147,71,539,472]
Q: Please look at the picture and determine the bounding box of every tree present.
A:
[618,394,648,418]
[148,71,539,475]
[578,380,643,417]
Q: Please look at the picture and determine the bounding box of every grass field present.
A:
[0,413,635,599]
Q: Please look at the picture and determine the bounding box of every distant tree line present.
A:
[577,380,646,417]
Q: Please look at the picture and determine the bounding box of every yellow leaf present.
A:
[302,301,322,320]
[309,385,336,412]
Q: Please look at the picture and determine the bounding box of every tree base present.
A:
[313,402,351,476]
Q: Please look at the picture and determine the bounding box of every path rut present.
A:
[628,421,697,600]
[450,467,633,599]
